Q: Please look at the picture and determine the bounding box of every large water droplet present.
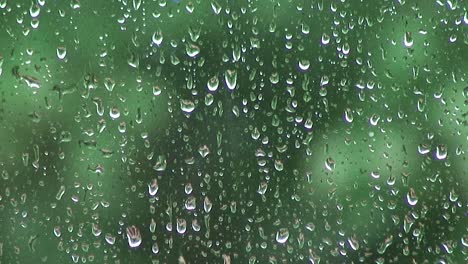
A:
[180,99,195,113]
[406,188,418,206]
[207,75,219,92]
[276,228,289,244]
[224,69,237,90]
[435,144,447,160]
[126,225,142,248]
[404,32,413,48]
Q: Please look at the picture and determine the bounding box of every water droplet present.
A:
[53,226,61,237]
[176,218,187,234]
[148,179,158,196]
[186,42,200,58]
[109,107,120,119]
[211,1,221,14]
[198,145,210,158]
[417,143,430,155]
[344,108,354,123]
[185,196,196,210]
[377,235,393,254]
[435,144,447,160]
[406,188,418,206]
[180,99,195,113]
[105,233,116,245]
[270,72,279,84]
[347,235,360,250]
[404,32,413,48]
[224,69,237,90]
[29,3,40,18]
[151,242,159,254]
[126,225,142,248]
[276,228,289,244]
[321,33,330,45]
[298,59,310,71]
[56,46,67,60]
[370,114,380,126]
[325,157,336,172]
[152,29,163,46]
[55,185,66,200]
[207,75,219,92]
[132,0,142,10]
[204,197,212,213]
[92,223,101,237]
[104,78,115,92]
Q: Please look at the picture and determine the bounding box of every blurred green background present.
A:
[0,0,466,263]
